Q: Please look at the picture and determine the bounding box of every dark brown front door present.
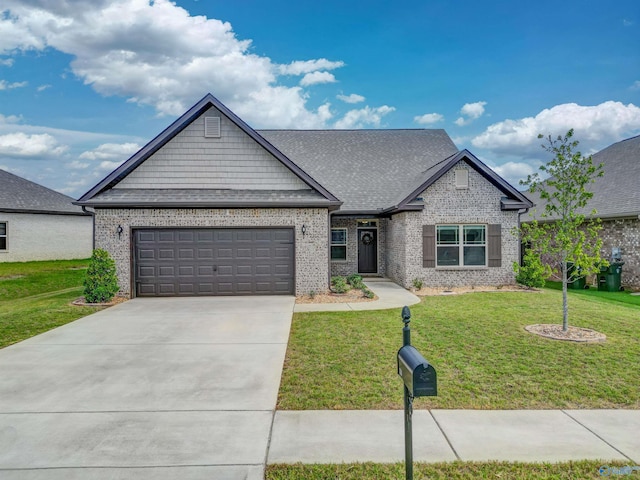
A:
[133,228,294,296]
[358,229,377,274]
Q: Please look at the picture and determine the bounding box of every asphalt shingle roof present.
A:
[0,169,87,215]
[257,129,459,212]
[526,135,640,220]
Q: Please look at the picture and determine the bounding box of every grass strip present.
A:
[266,460,631,479]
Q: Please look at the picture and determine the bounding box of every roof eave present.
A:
[74,200,343,210]
[0,208,90,216]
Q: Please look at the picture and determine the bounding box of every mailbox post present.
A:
[397,306,437,480]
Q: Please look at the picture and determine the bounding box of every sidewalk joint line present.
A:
[429,410,461,461]
[561,410,633,462]
[264,409,277,467]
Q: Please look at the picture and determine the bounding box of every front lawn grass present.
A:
[545,280,640,307]
[0,259,100,348]
[266,460,629,479]
[278,289,640,410]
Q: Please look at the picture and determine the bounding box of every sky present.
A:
[0,0,639,199]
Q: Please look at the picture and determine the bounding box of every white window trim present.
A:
[330,227,348,262]
[436,224,487,268]
[0,221,7,252]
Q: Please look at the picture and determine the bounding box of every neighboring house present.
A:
[523,134,640,289]
[76,93,532,297]
[0,169,93,262]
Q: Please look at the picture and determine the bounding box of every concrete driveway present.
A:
[0,296,295,479]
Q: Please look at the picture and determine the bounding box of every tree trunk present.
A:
[562,260,569,331]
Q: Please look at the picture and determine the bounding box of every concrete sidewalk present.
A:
[294,278,420,312]
[268,409,640,464]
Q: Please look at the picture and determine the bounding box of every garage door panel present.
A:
[134,228,294,296]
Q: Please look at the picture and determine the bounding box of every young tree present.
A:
[520,129,605,331]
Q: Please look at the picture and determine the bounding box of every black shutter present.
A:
[488,224,501,267]
[423,225,436,268]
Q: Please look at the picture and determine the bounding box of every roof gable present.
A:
[389,150,533,213]
[77,94,339,205]
[0,169,87,215]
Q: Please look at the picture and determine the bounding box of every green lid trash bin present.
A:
[597,262,624,292]
[567,262,587,290]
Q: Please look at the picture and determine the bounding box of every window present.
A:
[0,222,6,251]
[436,225,486,267]
[357,220,378,228]
[331,228,347,261]
[455,169,469,189]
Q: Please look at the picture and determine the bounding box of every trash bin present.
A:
[598,262,624,292]
[567,262,587,290]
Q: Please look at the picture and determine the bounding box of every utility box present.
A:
[397,345,437,397]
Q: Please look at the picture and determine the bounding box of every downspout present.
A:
[82,206,95,250]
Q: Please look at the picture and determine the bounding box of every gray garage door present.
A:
[134,228,294,296]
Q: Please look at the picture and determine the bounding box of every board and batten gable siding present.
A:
[386,160,519,288]
[115,106,309,190]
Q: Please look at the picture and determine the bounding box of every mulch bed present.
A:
[525,323,607,343]
[72,296,129,307]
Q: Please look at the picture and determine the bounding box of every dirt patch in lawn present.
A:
[525,324,607,343]
[296,290,378,304]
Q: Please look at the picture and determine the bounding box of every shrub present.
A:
[513,249,547,289]
[346,273,364,289]
[412,278,424,290]
[331,276,349,294]
[84,249,120,303]
[362,288,375,299]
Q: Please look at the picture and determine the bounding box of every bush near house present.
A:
[83,249,119,303]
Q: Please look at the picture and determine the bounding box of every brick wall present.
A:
[94,207,329,296]
[386,161,520,288]
[330,217,387,277]
[599,218,640,288]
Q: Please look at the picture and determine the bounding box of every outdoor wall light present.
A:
[116,225,123,239]
[301,224,307,236]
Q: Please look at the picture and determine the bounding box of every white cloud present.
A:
[279,59,344,75]
[0,0,344,128]
[490,161,540,188]
[0,113,21,124]
[472,101,640,157]
[414,113,444,125]
[0,79,27,90]
[337,93,365,104]
[623,19,633,27]
[0,59,14,67]
[631,80,640,90]
[299,71,336,87]
[67,159,89,169]
[78,142,140,162]
[334,105,395,129]
[37,84,51,91]
[455,101,487,126]
[0,132,67,157]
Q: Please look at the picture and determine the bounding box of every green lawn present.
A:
[266,461,629,479]
[0,259,100,348]
[278,289,640,410]
[545,280,640,307]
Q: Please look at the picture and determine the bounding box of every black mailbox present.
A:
[397,345,437,397]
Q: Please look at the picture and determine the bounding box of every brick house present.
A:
[523,134,640,289]
[0,169,92,262]
[76,93,532,297]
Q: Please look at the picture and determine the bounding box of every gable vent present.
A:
[455,169,469,189]
[204,116,221,138]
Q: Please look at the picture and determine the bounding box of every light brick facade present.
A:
[599,217,640,288]
[94,207,329,297]
[386,162,520,288]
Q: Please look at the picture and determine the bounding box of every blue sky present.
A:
[0,0,639,198]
